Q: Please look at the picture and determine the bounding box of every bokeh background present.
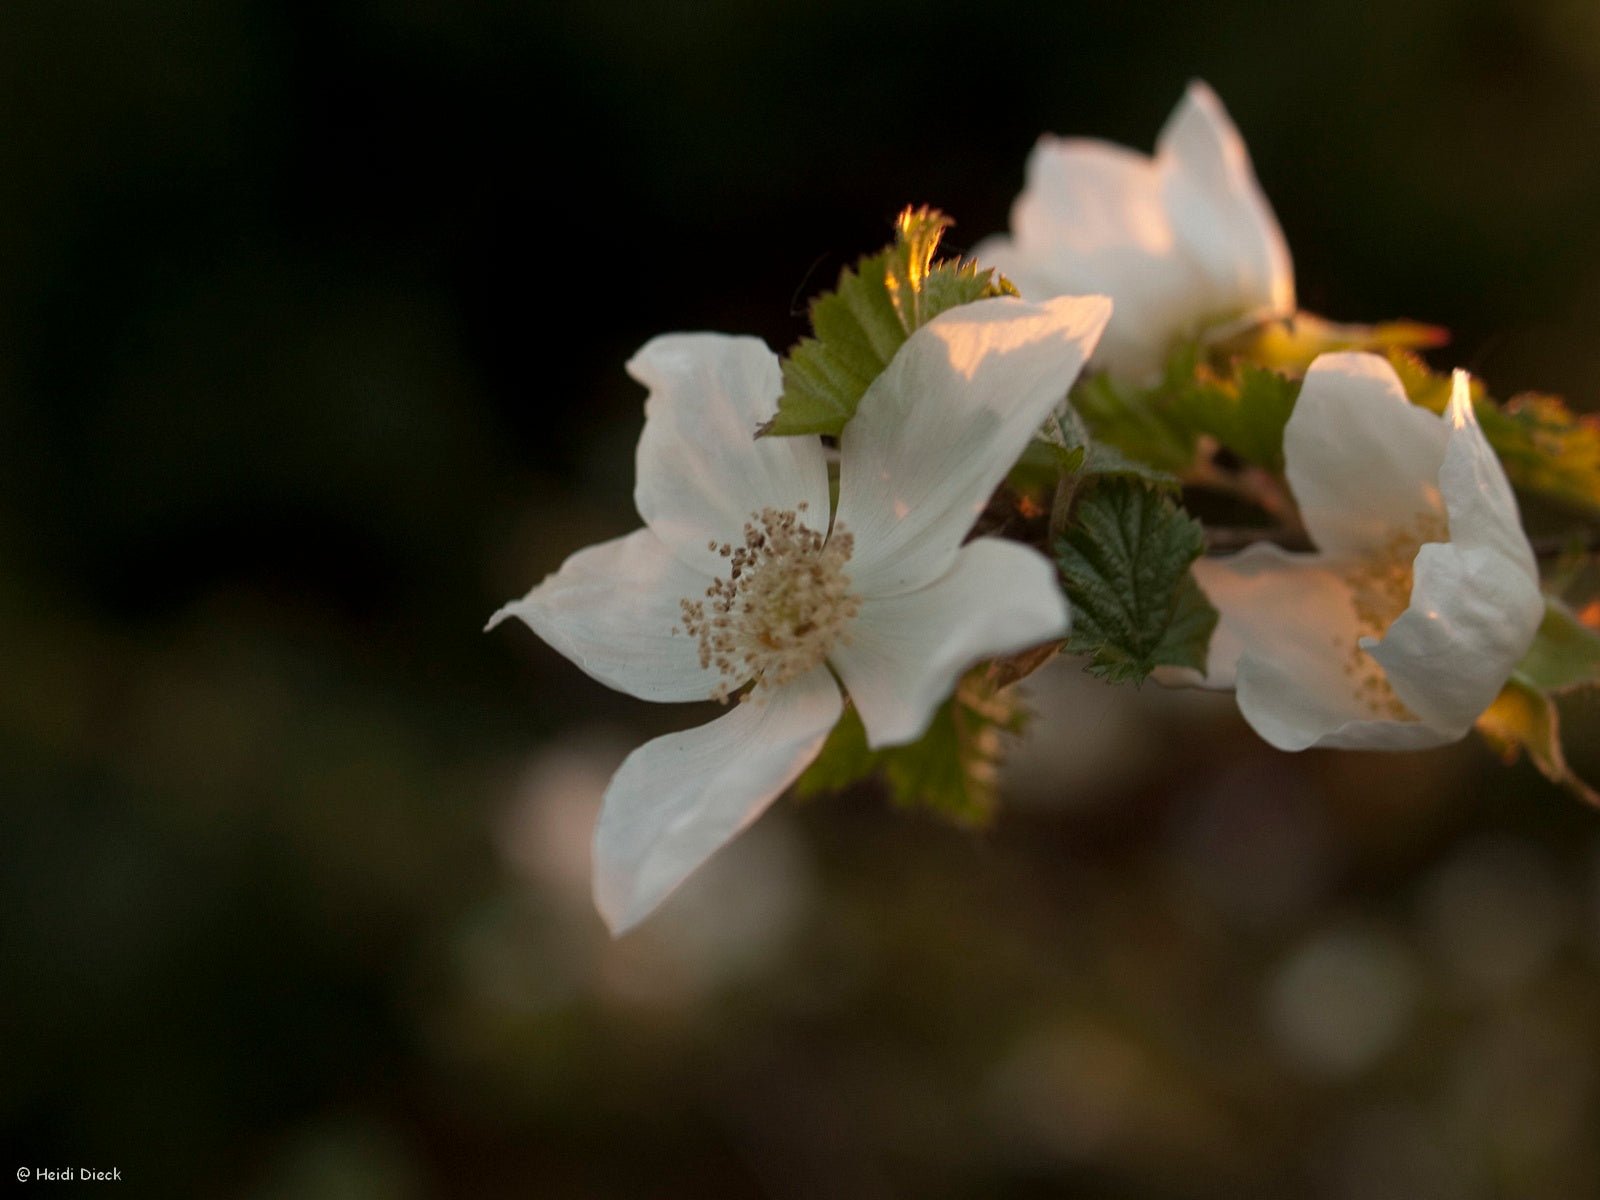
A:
[3,1,1600,1196]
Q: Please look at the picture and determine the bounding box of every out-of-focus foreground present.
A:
[2,2,1599,1196]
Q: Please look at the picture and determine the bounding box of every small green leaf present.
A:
[760,206,1013,438]
[1476,676,1600,808]
[794,669,1026,827]
[1055,478,1219,684]
[1515,598,1600,694]
[1388,350,1600,519]
[1171,362,1299,470]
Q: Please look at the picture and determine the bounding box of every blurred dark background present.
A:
[3,1,1599,1196]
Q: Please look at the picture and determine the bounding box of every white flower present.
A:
[976,80,1294,385]
[490,294,1111,932]
[1192,352,1543,751]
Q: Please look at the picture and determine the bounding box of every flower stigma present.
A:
[1339,515,1448,718]
[679,503,862,702]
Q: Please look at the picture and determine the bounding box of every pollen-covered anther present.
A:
[1339,515,1448,719]
[679,506,861,702]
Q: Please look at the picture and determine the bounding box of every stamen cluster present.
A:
[1340,515,1448,718]
[679,503,861,702]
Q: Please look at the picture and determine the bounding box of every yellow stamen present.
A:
[679,504,862,702]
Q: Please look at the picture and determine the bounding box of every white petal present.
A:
[979,139,1198,385]
[1364,379,1542,733]
[834,294,1110,597]
[1236,653,1459,753]
[1157,80,1295,322]
[1190,541,1318,689]
[486,527,722,702]
[979,83,1292,385]
[1285,353,1451,557]
[630,333,830,576]
[1197,544,1450,751]
[829,539,1069,748]
[592,665,842,934]
[1011,139,1170,262]
[1440,370,1541,574]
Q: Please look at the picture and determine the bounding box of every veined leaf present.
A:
[760,206,1014,438]
[1055,478,1218,684]
[1171,361,1299,471]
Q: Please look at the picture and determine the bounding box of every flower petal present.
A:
[1156,80,1295,323]
[829,538,1069,748]
[1236,654,1461,753]
[1439,370,1541,574]
[592,665,842,934]
[1365,378,1542,733]
[1285,352,1451,557]
[487,527,724,702]
[976,139,1198,384]
[1195,543,1451,750]
[978,82,1292,385]
[834,294,1110,597]
[630,333,830,576]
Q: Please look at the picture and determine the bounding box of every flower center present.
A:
[1339,515,1448,719]
[678,504,861,702]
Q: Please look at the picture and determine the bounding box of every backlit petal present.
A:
[835,294,1110,597]
[979,82,1293,384]
[1285,353,1450,557]
[592,665,842,934]
[1157,80,1295,322]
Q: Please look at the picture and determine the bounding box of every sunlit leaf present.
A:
[760,206,1014,438]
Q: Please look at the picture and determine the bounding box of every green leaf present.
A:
[1476,676,1600,808]
[1388,350,1600,519]
[1170,361,1299,470]
[760,206,1014,438]
[1515,597,1600,694]
[1055,478,1219,684]
[1478,393,1600,519]
[794,669,1026,827]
